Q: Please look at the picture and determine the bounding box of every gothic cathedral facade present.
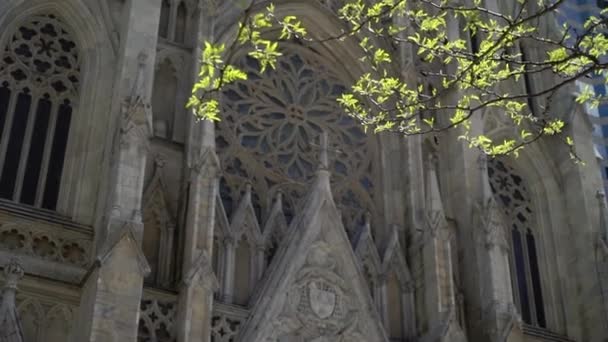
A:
[0,1,607,342]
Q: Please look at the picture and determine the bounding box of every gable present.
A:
[238,174,388,342]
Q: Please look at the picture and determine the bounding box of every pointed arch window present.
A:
[175,2,187,44]
[157,0,189,45]
[158,0,171,39]
[0,14,80,212]
[488,159,546,328]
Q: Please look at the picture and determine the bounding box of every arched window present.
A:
[158,0,171,39]
[217,47,378,234]
[0,14,80,212]
[487,159,546,328]
[174,2,187,44]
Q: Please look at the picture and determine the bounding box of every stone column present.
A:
[175,3,221,340]
[175,117,220,342]
[255,244,266,282]
[221,237,236,303]
[73,0,162,341]
[403,283,417,341]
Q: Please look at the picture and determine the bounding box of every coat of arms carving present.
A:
[309,281,336,319]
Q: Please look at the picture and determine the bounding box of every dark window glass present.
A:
[20,96,52,205]
[520,47,536,115]
[42,100,71,210]
[0,83,11,139]
[175,2,187,43]
[527,230,546,328]
[470,31,480,54]
[0,90,31,199]
[159,0,171,39]
[512,228,532,324]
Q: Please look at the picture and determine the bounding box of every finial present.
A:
[319,131,329,170]
[3,259,24,290]
[244,182,253,202]
[364,211,372,226]
[275,189,283,205]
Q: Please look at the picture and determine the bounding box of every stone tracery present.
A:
[217,47,376,230]
[0,14,80,211]
[1,14,80,99]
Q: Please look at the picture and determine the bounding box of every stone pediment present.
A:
[237,170,388,342]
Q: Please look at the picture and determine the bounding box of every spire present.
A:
[0,259,24,342]
[597,191,608,242]
[314,130,332,188]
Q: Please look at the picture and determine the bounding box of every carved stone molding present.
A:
[211,302,249,342]
[0,223,91,268]
[138,289,177,342]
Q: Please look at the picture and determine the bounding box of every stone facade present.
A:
[0,1,607,342]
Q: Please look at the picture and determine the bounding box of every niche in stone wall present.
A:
[386,271,405,340]
[233,237,252,306]
[175,2,187,44]
[152,59,178,140]
[142,206,162,283]
[142,160,176,289]
[158,0,170,39]
[157,0,190,45]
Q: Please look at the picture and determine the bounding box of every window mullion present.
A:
[13,92,40,201]
[34,100,58,208]
[0,88,19,178]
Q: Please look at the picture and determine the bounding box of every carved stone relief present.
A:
[15,295,76,342]
[262,242,371,342]
[0,223,90,267]
[137,292,177,342]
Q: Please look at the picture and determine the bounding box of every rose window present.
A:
[217,47,376,230]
